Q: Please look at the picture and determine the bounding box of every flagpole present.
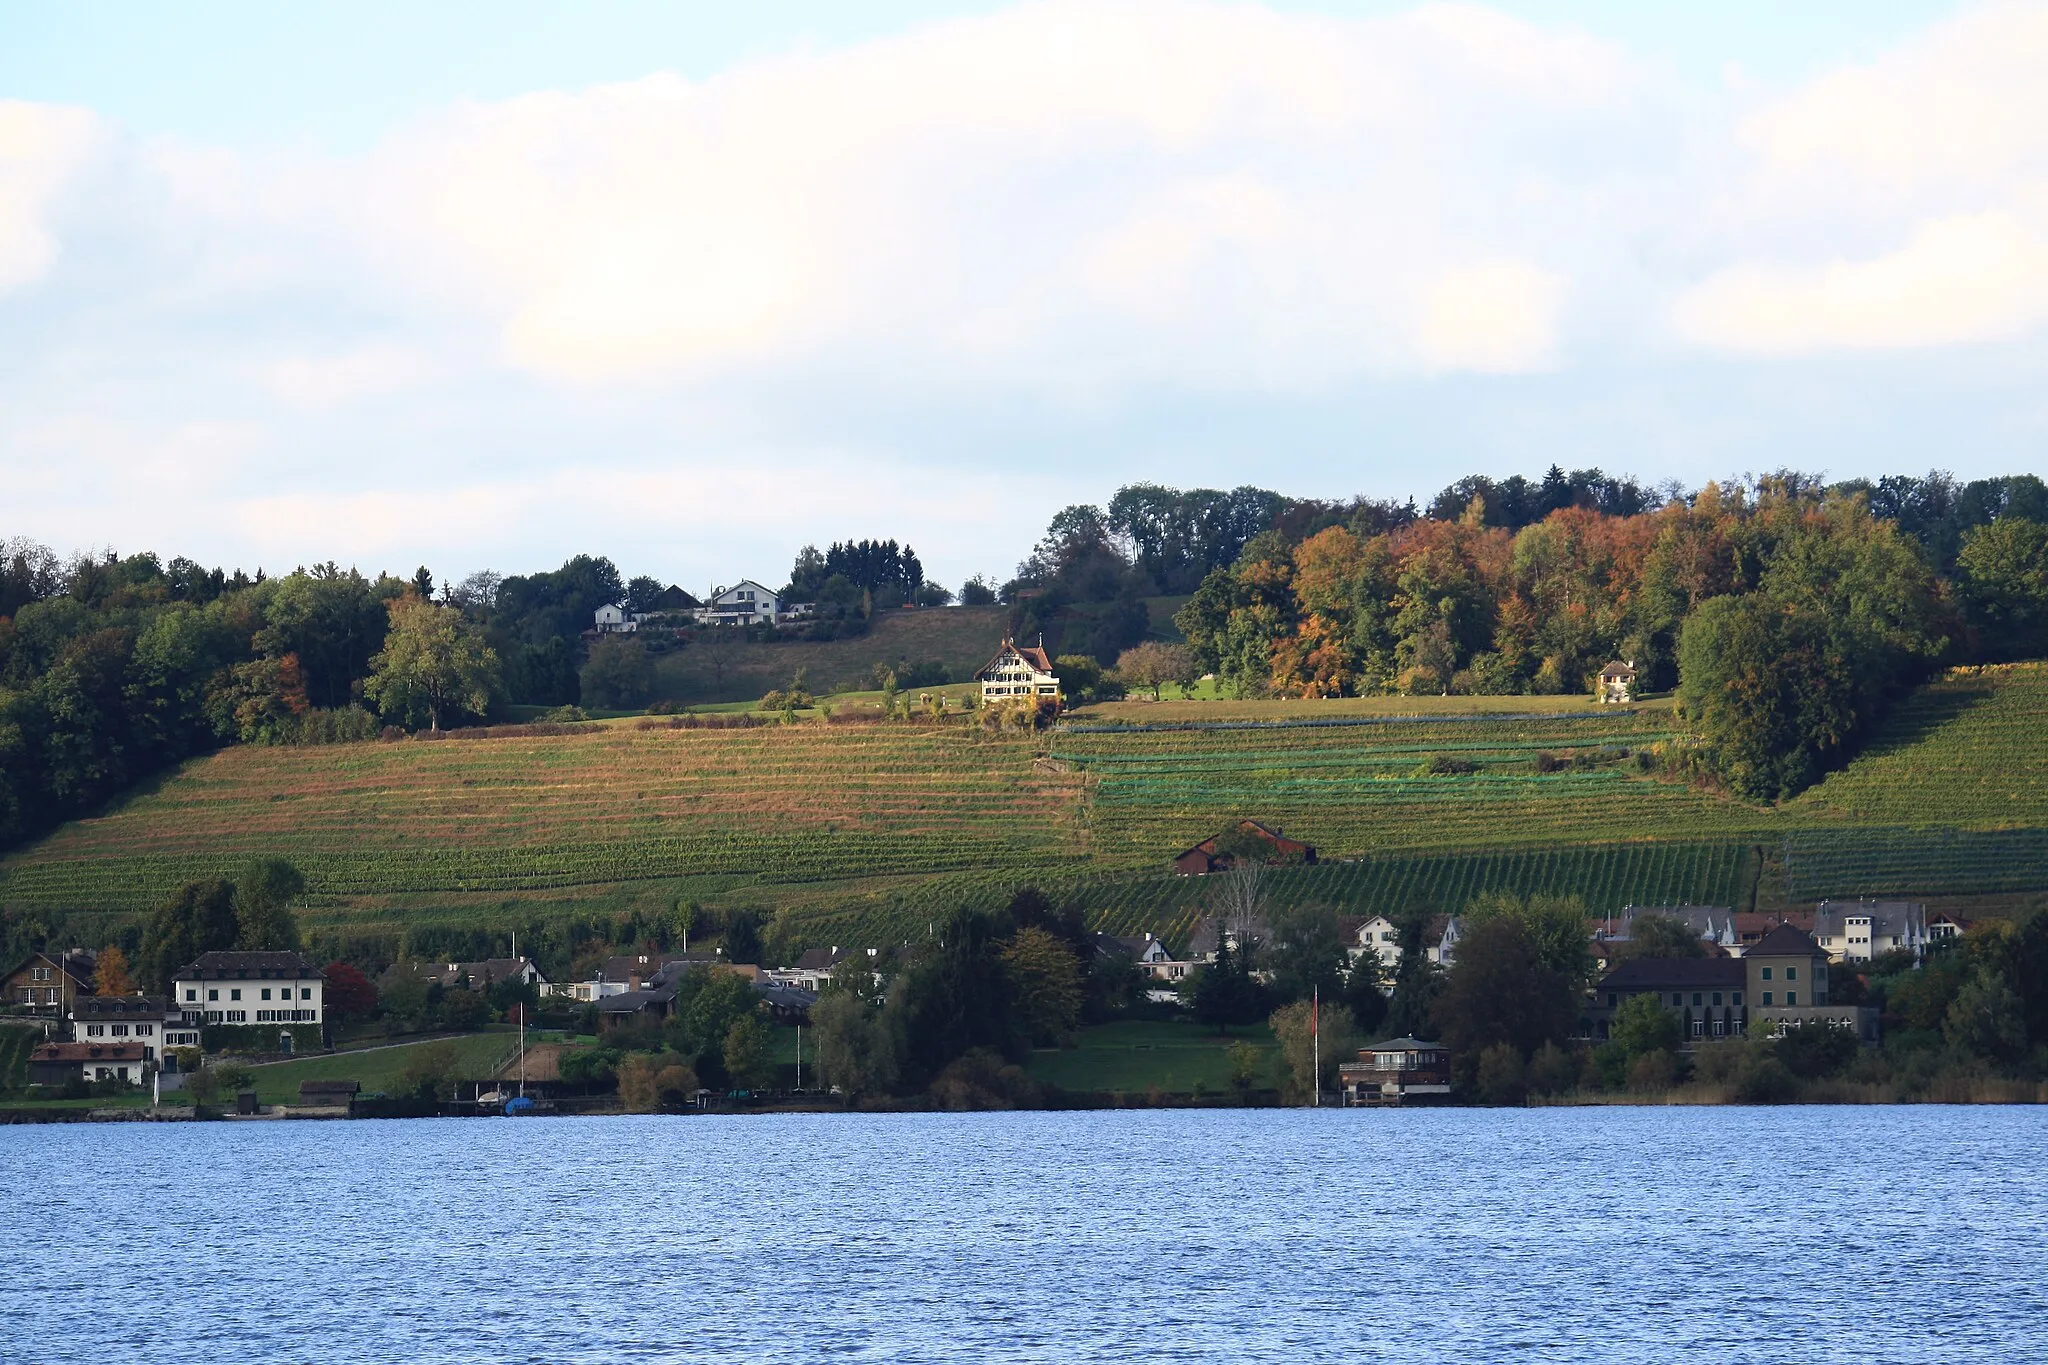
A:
[1312,984,1320,1108]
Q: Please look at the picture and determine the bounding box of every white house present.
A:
[975,639,1060,702]
[1598,660,1637,704]
[1812,900,1927,963]
[1347,916,1404,975]
[69,996,177,1062]
[594,603,637,634]
[172,951,324,1032]
[694,580,814,627]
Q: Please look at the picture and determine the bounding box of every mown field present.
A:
[1023,1020,1279,1095]
[244,1032,519,1105]
[649,604,1009,703]
[3,664,2045,948]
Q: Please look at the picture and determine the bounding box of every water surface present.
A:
[4,1107,2044,1362]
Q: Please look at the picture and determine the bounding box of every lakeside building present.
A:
[172,952,326,1053]
[381,957,549,995]
[1338,1037,1452,1105]
[67,995,191,1062]
[29,1041,148,1087]
[1582,924,1880,1044]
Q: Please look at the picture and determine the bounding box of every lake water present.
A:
[4,1107,2045,1362]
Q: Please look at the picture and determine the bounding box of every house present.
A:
[172,951,325,1049]
[29,1040,149,1087]
[296,1079,360,1110]
[3,948,97,1016]
[69,996,177,1061]
[1597,660,1637,704]
[1337,1037,1452,1105]
[694,580,813,627]
[1811,900,1927,963]
[762,947,882,993]
[594,957,760,1030]
[1614,905,1742,955]
[552,952,728,1002]
[1093,932,1196,983]
[593,603,637,634]
[1746,924,1878,1040]
[1585,957,1748,1042]
[754,982,817,1025]
[1345,915,1404,976]
[975,638,1060,703]
[1928,912,1973,944]
[1172,820,1317,876]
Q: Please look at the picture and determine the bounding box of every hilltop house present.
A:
[3,949,97,1016]
[976,639,1060,703]
[1598,660,1637,703]
[1341,913,1460,974]
[694,580,814,628]
[383,957,549,994]
[1172,820,1317,875]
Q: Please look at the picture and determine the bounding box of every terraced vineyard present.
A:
[3,664,2046,944]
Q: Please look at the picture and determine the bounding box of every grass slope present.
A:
[245,1032,516,1104]
[4,665,2045,943]
[1024,1020,1279,1095]
[650,605,1009,703]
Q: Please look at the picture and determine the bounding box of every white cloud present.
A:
[0,101,99,292]
[1675,212,2048,354]
[1417,260,1564,372]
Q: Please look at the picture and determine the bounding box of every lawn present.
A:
[1025,1020,1280,1096]
[244,1032,519,1104]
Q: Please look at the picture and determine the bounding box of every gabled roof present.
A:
[794,947,850,972]
[978,639,1057,678]
[32,1041,148,1063]
[6,949,97,987]
[710,579,777,602]
[174,951,318,980]
[1600,661,1636,678]
[1746,923,1825,958]
[1364,1037,1445,1052]
[71,995,167,1020]
[1174,819,1312,863]
[1598,957,1745,991]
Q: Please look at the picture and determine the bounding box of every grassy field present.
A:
[244,1032,518,1104]
[3,665,2045,946]
[1024,1020,1279,1095]
[648,605,1009,703]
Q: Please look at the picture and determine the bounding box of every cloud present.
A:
[0,100,99,292]
[1418,260,1564,373]
[1675,213,2048,354]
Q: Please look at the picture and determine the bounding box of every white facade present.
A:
[976,641,1060,700]
[73,1014,173,1061]
[1347,916,1403,975]
[174,975,323,1027]
[1812,901,1927,963]
[695,580,813,627]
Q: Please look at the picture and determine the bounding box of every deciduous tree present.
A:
[363,594,501,732]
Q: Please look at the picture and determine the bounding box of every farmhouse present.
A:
[3,948,97,1015]
[1173,820,1317,875]
[976,639,1060,702]
[1597,660,1637,703]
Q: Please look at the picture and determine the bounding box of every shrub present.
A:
[1774,1021,1859,1079]
[1533,751,1565,774]
[1527,1040,1577,1096]
[1627,1050,1677,1092]
[1419,753,1479,777]
[1476,1043,1528,1105]
[1734,1056,1799,1103]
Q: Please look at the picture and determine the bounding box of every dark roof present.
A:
[979,639,1057,678]
[175,951,319,981]
[1174,820,1314,864]
[794,947,850,972]
[71,996,166,1020]
[7,949,97,987]
[1598,958,1745,991]
[1364,1037,1445,1052]
[33,1041,147,1062]
[1746,924,1825,958]
[596,988,673,1014]
[1600,661,1636,678]
[753,983,818,1009]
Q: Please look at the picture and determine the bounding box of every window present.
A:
[226,1010,246,1023]
[1712,992,1723,1006]
[230,989,241,1001]
[1671,993,1683,1007]
[208,989,219,1002]
[261,988,271,1001]
[1606,993,1617,1007]
[1761,967,1773,980]
[111,1024,129,1037]
[1692,993,1703,1007]
[137,1024,152,1036]
[302,988,313,1000]
[1691,1020,1704,1036]
[86,1024,104,1037]
[1785,992,1797,1006]
[1762,992,1773,1006]
[186,989,197,1002]
[1733,992,1743,1006]
[32,967,50,981]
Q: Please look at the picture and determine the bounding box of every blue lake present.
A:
[4,1107,2045,1362]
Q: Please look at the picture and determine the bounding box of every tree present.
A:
[1189,937,1264,1032]
[234,857,305,951]
[668,968,761,1073]
[1430,916,1578,1065]
[810,990,900,1099]
[1265,904,1348,1004]
[1621,913,1706,960]
[1476,1042,1529,1105]
[138,879,240,995]
[1608,991,1681,1062]
[1946,970,2027,1064]
[1958,517,2048,660]
[583,635,655,710]
[93,945,137,997]
[1000,926,1084,1047]
[1225,1039,1264,1101]
[1114,641,1197,701]
[1341,951,1389,1037]
[399,1041,460,1100]
[722,909,763,966]
[363,594,501,731]
[1269,998,1358,1104]
[1462,891,1593,986]
[722,1012,776,1091]
[322,961,377,1021]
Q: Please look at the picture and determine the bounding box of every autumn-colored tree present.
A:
[322,961,377,1020]
[93,945,138,997]
[363,593,501,731]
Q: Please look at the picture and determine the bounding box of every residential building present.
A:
[694,580,814,627]
[763,947,883,993]
[1171,819,1317,876]
[30,1041,148,1087]
[383,957,548,994]
[1745,924,1879,1040]
[172,951,325,1037]
[552,952,727,1002]
[1811,900,1927,963]
[1597,660,1637,704]
[1338,1037,1452,1104]
[1585,958,1748,1042]
[3,948,97,1016]
[1346,915,1404,976]
[593,603,637,633]
[975,639,1060,703]
[69,996,176,1061]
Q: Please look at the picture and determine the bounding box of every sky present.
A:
[2,0,2043,596]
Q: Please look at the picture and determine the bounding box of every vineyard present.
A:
[2,664,2045,946]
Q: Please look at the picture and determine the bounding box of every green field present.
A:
[1023,1020,1279,1095]
[244,1032,519,1104]
[649,605,1010,703]
[4,664,2046,948]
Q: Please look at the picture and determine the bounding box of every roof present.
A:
[1812,900,1925,938]
[1598,958,1746,991]
[596,988,673,1014]
[1746,924,1826,958]
[794,947,851,972]
[1600,661,1636,678]
[32,1041,148,1063]
[977,639,1057,679]
[1174,820,1314,864]
[1364,1037,1445,1052]
[753,983,818,1011]
[71,995,167,1020]
[174,951,319,981]
[6,949,97,987]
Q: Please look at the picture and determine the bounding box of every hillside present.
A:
[3,664,2045,953]
[648,605,1009,703]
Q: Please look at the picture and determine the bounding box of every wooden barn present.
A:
[1172,820,1317,875]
